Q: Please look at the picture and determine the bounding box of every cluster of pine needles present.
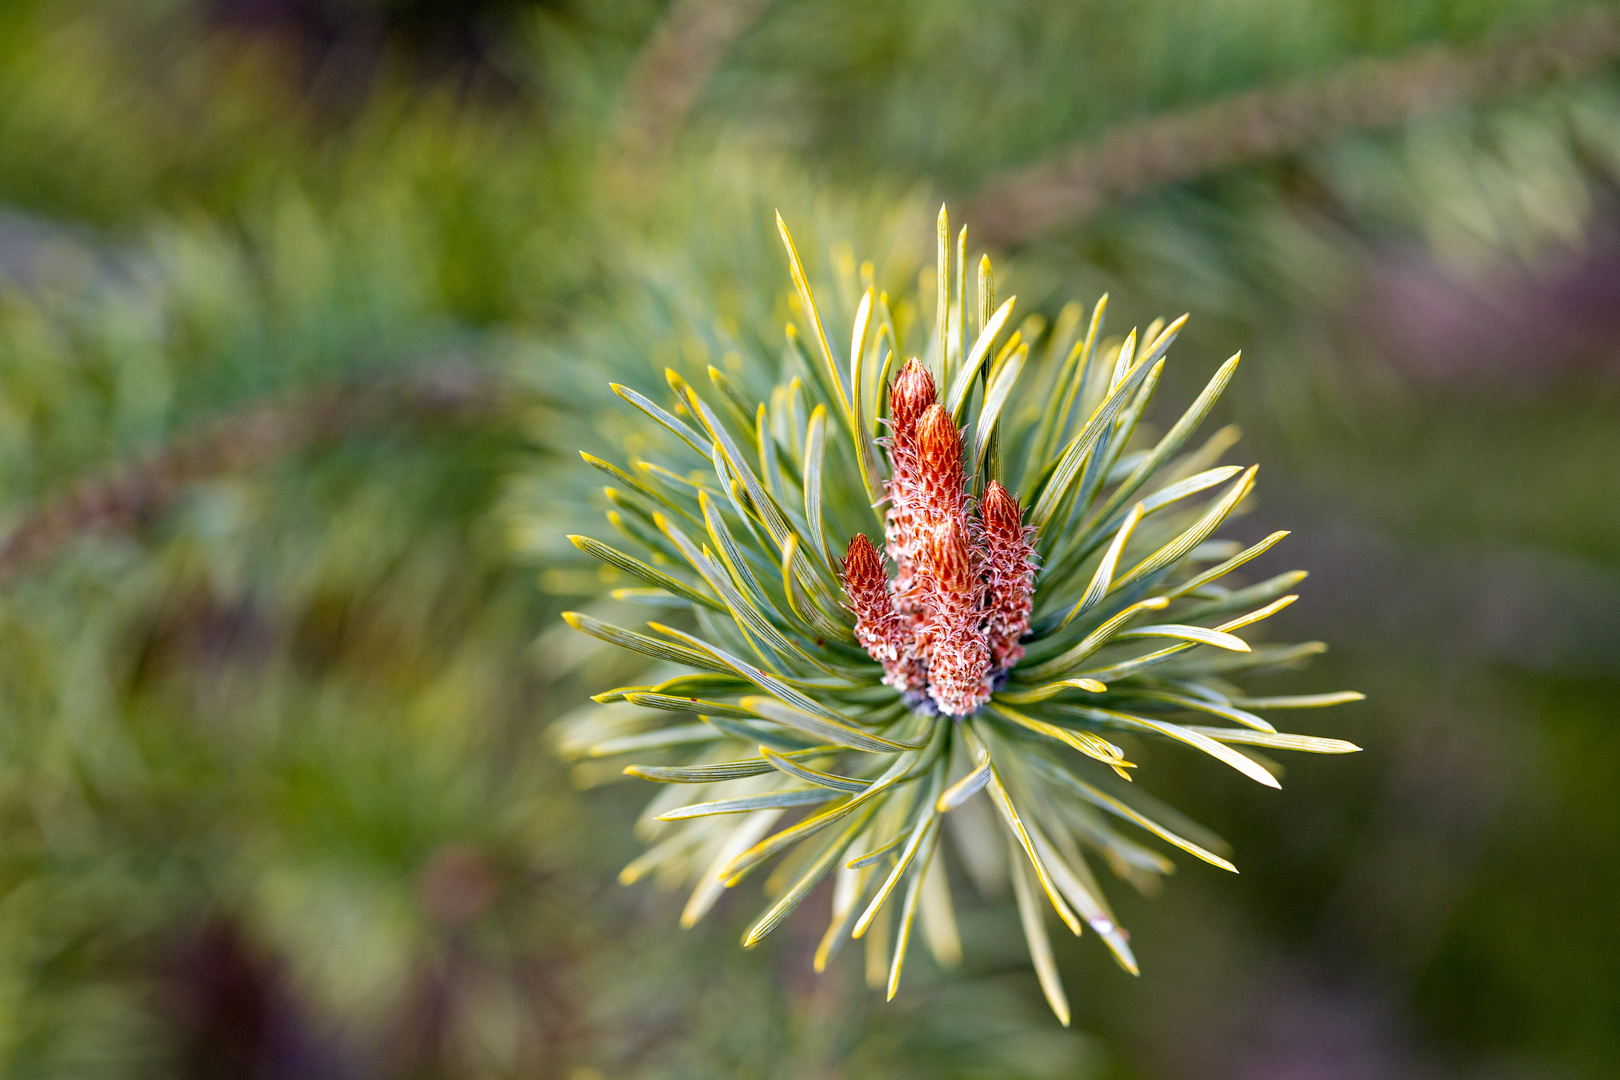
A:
[559,206,1360,1024]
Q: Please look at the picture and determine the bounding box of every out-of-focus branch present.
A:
[612,0,772,167]
[0,366,507,584]
[969,6,1620,245]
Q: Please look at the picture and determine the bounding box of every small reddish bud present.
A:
[842,534,924,692]
[980,481,1037,668]
[889,358,936,437]
[914,405,960,484]
[843,532,887,588]
[914,404,967,529]
[922,518,976,604]
[980,480,1021,535]
[921,519,991,716]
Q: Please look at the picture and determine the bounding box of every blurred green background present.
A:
[0,1,1616,1077]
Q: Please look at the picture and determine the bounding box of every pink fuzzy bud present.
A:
[889,358,936,436]
[883,359,939,616]
[913,403,967,531]
[842,534,924,692]
[980,481,1037,669]
[920,519,992,716]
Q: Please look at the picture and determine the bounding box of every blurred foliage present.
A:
[0,0,1614,1077]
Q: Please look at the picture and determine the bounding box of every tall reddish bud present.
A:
[884,359,937,606]
[911,407,991,714]
[909,402,971,657]
[980,481,1037,669]
[841,534,923,692]
[913,404,968,533]
[921,519,992,715]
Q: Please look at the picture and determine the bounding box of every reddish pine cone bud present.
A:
[889,358,936,436]
[884,359,938,612]
[842,534,923,692]
[980,481,1037,669]
[914,403,967,530]
[979,480,1022,533]
[921,519,991,716]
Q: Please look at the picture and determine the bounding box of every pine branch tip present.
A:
[569,203,1358,1016]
